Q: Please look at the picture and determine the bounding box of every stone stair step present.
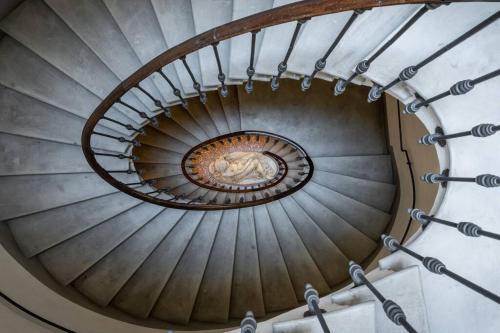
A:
[73,208,185,306]
[112,210,205,318]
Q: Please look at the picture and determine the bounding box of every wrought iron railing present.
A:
[21,0,497,330]
[83,0,448,211]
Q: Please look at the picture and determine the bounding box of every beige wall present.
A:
[385,95,440,242]
[365,95,440,271]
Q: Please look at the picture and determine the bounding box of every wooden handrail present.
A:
[81,0,443,209]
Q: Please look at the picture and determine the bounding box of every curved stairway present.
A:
[1,0,499,332]
[1,66,396,324]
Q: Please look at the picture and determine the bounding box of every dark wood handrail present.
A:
[82,0,443,209]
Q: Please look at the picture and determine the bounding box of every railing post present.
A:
[381,235,500,304]
[92,131,140,147]
[304,284,331,333]
[271,18,308,91]
[301,9,365,91]
[246,29,260,94]
[157,68,188,108]
[348,261,417,333]
[409,208,500,241]
[116,99,158,126]
[92,151,138,161]
[421,172,500,188]
[101,116,145,134]
[211,42,228,97]
[180,55,207,104]
[403,69,500,114]
[334,4,442,96]
[419,124,499,145]
[240,311,257,333]
[135,84,170,116]
[368,12,500,102]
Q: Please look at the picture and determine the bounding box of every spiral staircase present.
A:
[1,1,499,333]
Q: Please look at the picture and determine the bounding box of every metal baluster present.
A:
[404,69,500,114]
[124,180,150,186]
[180,55,207,104]
[240,311,257,333]
[381,235,500,304]
[271,18,309,91]
[211,42,228,97]
[92,151,138,161]
[304,284,331,333]
[116,99,158,125]
[246,29,260,94]
[334,4,440,96]
[92,131,140,146]
[101,116,144,134]
[419,123,499,145]
[301,10,365,92]
[157,68,188,108]
[135,84,171,117]
[421,171,500,188]
[348,261,417,333]
[108,169,136,174]
[368,11,500,102]
[409,208,500,241]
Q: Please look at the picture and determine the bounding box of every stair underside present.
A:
[0,0,427,329]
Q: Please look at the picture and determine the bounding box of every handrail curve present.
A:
[81,0,444,209]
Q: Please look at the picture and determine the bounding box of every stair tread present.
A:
[285,10,353,77]
[151,0,201,95]
[0,134,100,176]
[102,0,182,103]
[312,155,394,184]
[204,91,232,134]
[133,145,183,164]
[0,0,150,122]
[237,81,388,157]
[155,115,201,147]
[230,207,266,318]
[292,190,377,263]
[8,191,141,257]
[191,209,239,323]
[186,98,220,138]
[133,163,182,180]
[273,301,376,333]
[254,0,302,77]
[363,4,500,103]
[312,170,396,212]
[332,266,430,333]
[169,182,200,197]
[152,174,189,191]
[171,106,210,142]
[152,211,221,324]
[112,210,205,318]
[303,182,391,241]
[38,203,164,285]
[45,0,165,108]
[0,86,130,145]
[73,208,185,306]
[218,86,241,132]
[265,201,330,300]
[253,205,298,313]
[139,126,192,155]
[279,197,350,287]
[191,0,234,87]
[0,173,137,221]
[214,191,228,205]
[229,0,273,80]
[321,6,420,79]
[0,37,138,132]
